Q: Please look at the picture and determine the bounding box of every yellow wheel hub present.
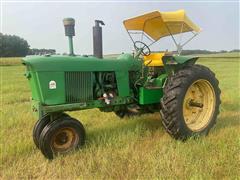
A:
[51,127,79,153]
[183,79,216,131]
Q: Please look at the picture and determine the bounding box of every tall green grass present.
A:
[0,55,239,179]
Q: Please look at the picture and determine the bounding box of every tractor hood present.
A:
[22,54,141,72]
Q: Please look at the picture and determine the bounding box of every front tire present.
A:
[33,113,69,149]
[39,116,85,159]
[33,114,51,149]
[160,65,221,140]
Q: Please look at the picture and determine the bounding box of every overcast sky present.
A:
[1,1,239,54]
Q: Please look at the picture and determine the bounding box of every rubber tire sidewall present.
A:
[33,114,51,149]
[160,65,221,140]
[32,113,70,149]
[178,68,218,136]
[39,116,85,159]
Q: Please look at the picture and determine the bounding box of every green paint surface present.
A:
[22,54,141,107]
[22,54,141,72]
[139,87,163,105]
[22,53,196,114]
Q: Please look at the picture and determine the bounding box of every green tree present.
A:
[0,33,30,57]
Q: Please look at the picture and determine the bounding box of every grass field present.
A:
[0,54,240,179]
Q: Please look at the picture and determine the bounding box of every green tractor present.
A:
[22,10,221,159]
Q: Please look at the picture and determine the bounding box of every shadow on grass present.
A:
[215,114,240,130]
[0,64,22,66]
[84,106,240,148]
[86,113,164,147]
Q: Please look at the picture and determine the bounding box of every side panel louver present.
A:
[65,72,93,103]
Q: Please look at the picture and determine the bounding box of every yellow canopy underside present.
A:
[123,10,201,41]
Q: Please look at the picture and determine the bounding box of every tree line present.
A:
[179,49,240,55]
[0,33,239,57]
[0,33,56,57]
[0,33,29,57]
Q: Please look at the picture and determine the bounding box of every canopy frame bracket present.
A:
[165,22,199,55]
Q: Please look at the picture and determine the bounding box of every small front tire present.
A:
[33,113,69,149]
[39,116,85,159]
[33,114,51,149]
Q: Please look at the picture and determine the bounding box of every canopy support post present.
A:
[178,23,184,47]
[127,30,135,44]
[165,23,182,55]
[165,22,199,55]
[181,32,199,47]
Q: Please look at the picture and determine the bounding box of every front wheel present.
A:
[160,65,221,140]
[33,113,69,149]
[39,116,85,159]
[33,114,51,149]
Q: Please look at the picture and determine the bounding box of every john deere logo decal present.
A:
[49,80,56,89]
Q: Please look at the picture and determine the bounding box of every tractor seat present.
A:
[143,53,165,66]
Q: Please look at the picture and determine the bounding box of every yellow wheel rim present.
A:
[183,79,216,131]
[51,127,79,153]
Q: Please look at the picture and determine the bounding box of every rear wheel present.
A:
[39,115,85,159]
[160,65,221,140]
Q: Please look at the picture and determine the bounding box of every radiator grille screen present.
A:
[65,72,93,103]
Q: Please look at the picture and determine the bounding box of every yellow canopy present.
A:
[123,10,201,41]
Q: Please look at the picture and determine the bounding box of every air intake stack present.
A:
[63,18,75,56]
[93,20,105,58]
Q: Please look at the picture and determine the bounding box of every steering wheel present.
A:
[134,41,151,56]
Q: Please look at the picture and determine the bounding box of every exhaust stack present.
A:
[63,18,75,56]
[93,20,105,58]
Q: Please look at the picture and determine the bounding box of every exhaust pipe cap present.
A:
[63,18,75,26]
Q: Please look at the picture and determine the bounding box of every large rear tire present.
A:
[160,65,221,140]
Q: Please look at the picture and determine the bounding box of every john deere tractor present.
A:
[22,10,221,159]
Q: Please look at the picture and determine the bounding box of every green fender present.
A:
[162,55,199,73]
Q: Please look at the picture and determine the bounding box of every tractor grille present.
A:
[65,72,93,103]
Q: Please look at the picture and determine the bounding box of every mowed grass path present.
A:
[0,55,239,179]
